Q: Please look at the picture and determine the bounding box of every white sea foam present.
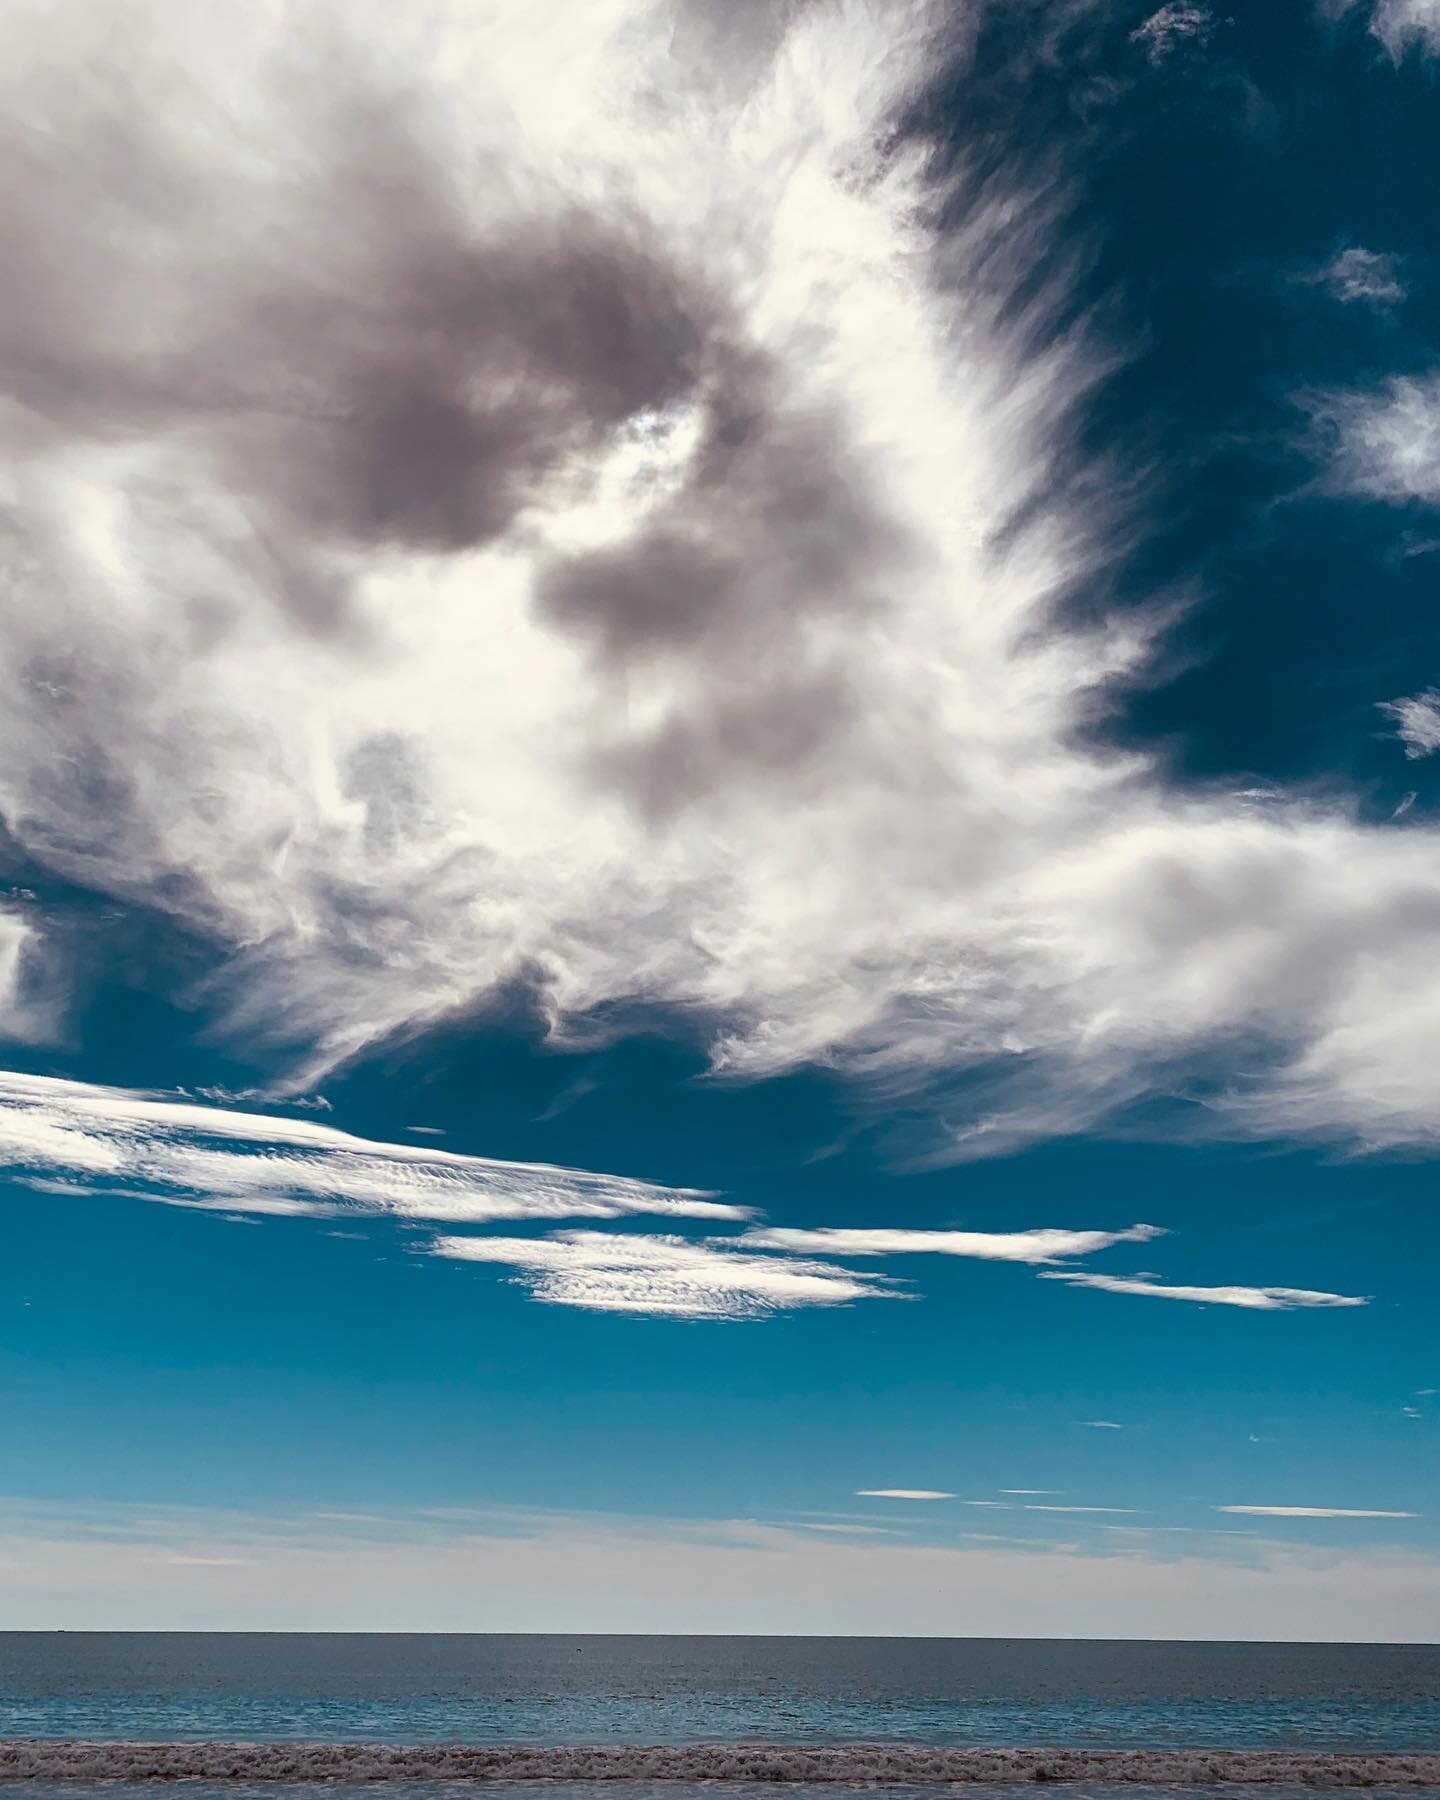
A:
[2,1742,1439,1784]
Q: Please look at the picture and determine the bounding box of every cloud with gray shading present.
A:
[10,0,1440,1164]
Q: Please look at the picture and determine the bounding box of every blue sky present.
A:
[1,0,1438,1635]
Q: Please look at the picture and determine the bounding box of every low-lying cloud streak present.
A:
[6,0,1440,1163]
[1217,1505,1419,1519]
[854,1489,956,1500]
[1040,1272,1367,1310]
[1,1496,1434,1638]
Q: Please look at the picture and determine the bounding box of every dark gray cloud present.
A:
[0,7,921,843]
[0,53,718,631]
[534,346,918,816]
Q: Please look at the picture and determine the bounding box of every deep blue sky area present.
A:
[1,0,1438,1633]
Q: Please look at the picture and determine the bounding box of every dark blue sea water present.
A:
[3,1636,1438,1798]
[0,1633,1436,1750]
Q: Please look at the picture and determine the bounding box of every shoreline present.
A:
[2,1743,1439,1785]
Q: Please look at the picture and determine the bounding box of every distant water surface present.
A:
[0,1635,1435,1751]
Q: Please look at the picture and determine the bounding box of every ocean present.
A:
[0,1634,1436,1793]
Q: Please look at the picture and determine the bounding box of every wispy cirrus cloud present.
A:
[430,1230,900,1319]
[854,1489,956,1501]
[740,1224,1163,1262]
[5,1071,1372,1327]
[1381,688,1440,759]
[1041,1271,1367,1310]
[1217,1505,1419,1518]
[1311,246,1406,306]
[1311,370,1440,505]
[1130,4,1214,65]
[6,0,1440,1168]
[1362,0,1440,57]
[0,1069,744,1225]
[1023,1505,1139,1515]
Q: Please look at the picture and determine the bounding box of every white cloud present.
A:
[1366,0,1440,56]
[1041,1271,1367,1310]
[1312,246,1406,306]
[0,914,28,1023]
[1081,1420,1124,1429]
[21,1067,1340,1330]
[7,0,1440,1166]
[0,1068,744,1225]
[791,1521,897,1534]
[2,1496,1437,1640]
[1130,4,1214,64]
[1217,1505,1419,1519]
[854,1489,955,1500]
[739,1223,1163,1262]
[1314,371,1440,505]
[0,909,54,1044]
[1024,1505,1138,1514]
[1381,688,1440,759]
[1001,1488,1056,1494]
[431,1230,900,1319]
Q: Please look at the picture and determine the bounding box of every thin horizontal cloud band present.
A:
[1041,1271,1367,1310]
[430,1230,904,1320]
[1217,1506,1420,1520]
[740,1224,1165,1262]
[0,1069,743,1224]
[2,1069,1371,1320]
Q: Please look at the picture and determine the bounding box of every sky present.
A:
[1,0,1438,1638]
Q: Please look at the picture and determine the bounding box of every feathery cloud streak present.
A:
[1041,1272,1367,1310]
[1217,1506,1419,1519]
[855,1489,956,1500]
[742,1224,1163,1262]
[430,1230,900,1319]
[4,1072,1363,1324]
[0,1069,743,1225]
[1381,689,1440,759]
[1313,372,1440,505]
[8,0,1440,1159]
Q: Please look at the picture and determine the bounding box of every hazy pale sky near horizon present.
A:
[1,0,1438,1636]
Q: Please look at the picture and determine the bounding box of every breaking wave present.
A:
[2,1743,1439,1785]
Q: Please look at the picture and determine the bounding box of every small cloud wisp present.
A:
[1041,1271,1367,1310]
